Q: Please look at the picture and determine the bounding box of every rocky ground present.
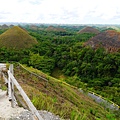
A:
[12,110,61,120]
[0,89,61,120]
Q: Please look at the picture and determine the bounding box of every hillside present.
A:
[46,26,66,32]
[85,30,120,52]
[78,26,100,34]
[12,63,116,120]
[0,26,37,49]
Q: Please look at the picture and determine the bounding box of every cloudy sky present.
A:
[0,0,120,24]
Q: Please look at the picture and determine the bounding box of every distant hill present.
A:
[85,30,120,52]
[0,26,37,49]
[46,26,66,32]
[9,24,14,28]
[0,24,9,29]
[106,26,119,31]
[0,24,14,29]
[29,25,38,30]
[78,26,100,34]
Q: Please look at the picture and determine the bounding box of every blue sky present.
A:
[0,0,120,24]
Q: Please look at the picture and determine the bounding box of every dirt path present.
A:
[0,89,27,119]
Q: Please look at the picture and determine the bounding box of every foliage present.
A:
[29,52,55,74]
[13,64,114,120]
[0,29,7,34]
[0,25,120,119]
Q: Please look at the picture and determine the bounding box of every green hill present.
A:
[12,63,116,120]
[0,26,38,49]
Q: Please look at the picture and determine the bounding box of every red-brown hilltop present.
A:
[46,26,66,32]
[84,30,120,52]
[78,26,100,34]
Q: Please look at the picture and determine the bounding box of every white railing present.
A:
[2,64,44,120]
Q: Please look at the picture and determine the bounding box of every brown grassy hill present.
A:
[84,30,120,52]
[46,26,66,32]
[0,26,38,49]
[78,26,100,34]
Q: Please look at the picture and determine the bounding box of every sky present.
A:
[0,0,120,24]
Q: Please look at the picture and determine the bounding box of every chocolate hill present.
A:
[0,26,38,49]
[78,26,100,34]
[0,24,9,29]
[46,26,66,32]
[29,25,38,30]
[85,30,120,52]
[9,24,14,28]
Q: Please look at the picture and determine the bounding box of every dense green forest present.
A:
[0,26,120,108]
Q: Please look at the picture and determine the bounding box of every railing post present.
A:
[8,73,12,101]
[9,64,16,107]
[0,67,2,79]
[10,64,14,75]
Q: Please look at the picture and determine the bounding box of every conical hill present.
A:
[0,26,37,49]
[85,30,120,52]
[78,26,100,34]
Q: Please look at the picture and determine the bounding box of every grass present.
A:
[0,75,7,91]
[13,63,117,120]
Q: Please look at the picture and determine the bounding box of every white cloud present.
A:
[0,0,120,24]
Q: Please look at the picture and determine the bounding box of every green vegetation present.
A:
[13,63,116,120]
[0,71,7,91]
[0,24,120,119]
[26,27,120,106]
[0,29,7,34]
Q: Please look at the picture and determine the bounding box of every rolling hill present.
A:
[78,26,100,34]
[85,30,120,52]
[0,26,38,49]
